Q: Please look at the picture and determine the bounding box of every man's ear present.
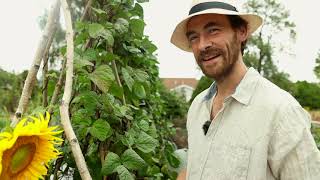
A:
[237,25,248,42]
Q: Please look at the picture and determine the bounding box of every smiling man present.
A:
[171,0,320,179]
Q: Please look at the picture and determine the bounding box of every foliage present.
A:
[292,81,320,110]
[190,76,213,103]
[314,51,320,80]
[311,125,320,150]
[158,84,188,120]
[31,0,185,179]
[0,69,42,114]
[268,71,294,94]
[243,0,295,78]
[0,69,22,113]
[0,108,10,131]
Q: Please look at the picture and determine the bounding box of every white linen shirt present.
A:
[186,67,320,180]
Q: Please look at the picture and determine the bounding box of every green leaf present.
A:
[86,142,98,157]
[91,7,107,15]
[137,0,149,3]
[131,3,144,18]
[165,141,176,153]
[101,152,121,175]
[89,119,112,141]
[121,67,134,91]
[74,56,94,71]
[72,109,93,127]
[100,51,118,62]
[165,150,180,168]
[134,69,149,82]
[147,123,158,138]
[133,82,146,99]
[101,29,114,47]
[89,65,115,93]
[88,23,104,38]
[60,45,67,55]
[126,46,141,54]
[114,18,129,34]
[142,38,157,53]
[71,91,99,114]
[135,132,159,153]
[130,19,145,38]
[46,72,58,79]
[115,165,134,180]
[121,148,147,170]
[75,21,86,32]
[138,120,149,131]
[88,23,113,46]
[109,82,124,100]
[146,165,161,176]
[83,48,97,61]
[120,132,134,147]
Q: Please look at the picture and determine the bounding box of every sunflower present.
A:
[0,112,63,180]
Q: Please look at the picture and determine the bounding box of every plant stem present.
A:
[48,58,66,115]
[42,53,49,107]
[80,0,93,22]
[108,48,126,105]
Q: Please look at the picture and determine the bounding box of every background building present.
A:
[162,78,198,101]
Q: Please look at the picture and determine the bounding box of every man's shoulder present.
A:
[254,76,300,108]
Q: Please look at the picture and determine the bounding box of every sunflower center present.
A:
[10,143,36,174]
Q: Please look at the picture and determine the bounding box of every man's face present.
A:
[186,14,245,80]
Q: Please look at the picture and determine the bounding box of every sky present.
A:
[0,0,319,82]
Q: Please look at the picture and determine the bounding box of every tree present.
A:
[0,69,42,113]
[314,51,320,80]
[244,0,296,78]
[292,81,320,110]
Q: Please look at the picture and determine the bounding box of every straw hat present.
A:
[170,0,263,52]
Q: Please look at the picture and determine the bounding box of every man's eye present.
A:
[208,28,218,33]
[188,36,198,43]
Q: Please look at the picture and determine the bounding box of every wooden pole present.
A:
[59,0,92,179]
[11,0,60,126]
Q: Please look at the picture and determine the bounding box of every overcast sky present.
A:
[0,0,319,82]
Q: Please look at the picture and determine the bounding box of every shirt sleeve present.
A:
[268,103,320,180]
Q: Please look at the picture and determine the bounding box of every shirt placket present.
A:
[199,97,232,179]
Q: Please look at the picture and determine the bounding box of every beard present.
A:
[196,34,241,81]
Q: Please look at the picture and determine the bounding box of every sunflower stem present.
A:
[59,0,92,179]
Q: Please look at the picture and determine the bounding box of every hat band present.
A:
[189,1,238,15]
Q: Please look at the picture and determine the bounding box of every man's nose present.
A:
[198,35,212,51]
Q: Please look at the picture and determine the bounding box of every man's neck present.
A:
[215,56,247,98]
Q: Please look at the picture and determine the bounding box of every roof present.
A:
[161,78,198,89]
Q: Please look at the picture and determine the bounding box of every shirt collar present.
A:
[203,67,260,105]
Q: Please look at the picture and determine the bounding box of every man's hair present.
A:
[227,15,248,55]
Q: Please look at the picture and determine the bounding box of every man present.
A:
[170,0,320,179]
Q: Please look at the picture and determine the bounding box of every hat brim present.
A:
[170,9,263,52]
